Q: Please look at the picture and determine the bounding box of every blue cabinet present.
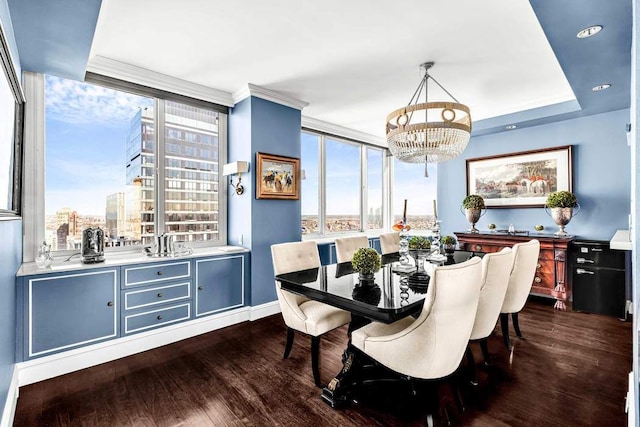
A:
[20,268,119,360]
[194,255,246,317]
[17,251,248,360]
[121,260,193,336]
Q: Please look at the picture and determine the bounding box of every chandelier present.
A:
[386,62,471,165]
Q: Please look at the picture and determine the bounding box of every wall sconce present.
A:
[222,161,249,195]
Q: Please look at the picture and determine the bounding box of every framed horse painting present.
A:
[256,152,300,200]
[466,145,573,208]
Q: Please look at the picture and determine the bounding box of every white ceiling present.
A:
[89,0,576,139]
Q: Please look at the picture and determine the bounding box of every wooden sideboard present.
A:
[454,232,574,309]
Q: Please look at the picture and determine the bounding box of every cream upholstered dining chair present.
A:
[379,232,400,255]
[466,247,514,382]
[334,235,370,263]
[351,257,483,422]
[271,241,351,387]
[500,239,540,349]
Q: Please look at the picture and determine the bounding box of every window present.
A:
[301,130,386,235]
[0,23,24,217]
[393,159,438,230]
[44,75,227,251]
[325,137,361,232]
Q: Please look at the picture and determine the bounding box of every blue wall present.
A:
[0,219,21,417]
[438,108,631,241]
[229,97,302,306]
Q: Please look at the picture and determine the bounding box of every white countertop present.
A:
[610,230,632,251]
[17,245,249,276]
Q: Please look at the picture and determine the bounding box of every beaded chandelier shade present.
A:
[386,62,472,164]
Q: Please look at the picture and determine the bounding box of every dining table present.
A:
[275,250,479,407]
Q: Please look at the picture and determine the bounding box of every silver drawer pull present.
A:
[157,315,163,320]
[591,248,603,252]
[576,258,595,264]
[157,293,163,298]
[157,271,163,276]
[576,268,595,275]
[107,301,113,307]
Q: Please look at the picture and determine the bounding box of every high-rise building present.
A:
[105,192,126,242]
[125,102,220,245]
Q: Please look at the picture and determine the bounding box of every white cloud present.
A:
[45,75,153,126]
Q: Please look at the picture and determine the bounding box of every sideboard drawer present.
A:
[123,261,191,287]
[465,243,504,253]
[124,282,191,311]
[123,303,191,335]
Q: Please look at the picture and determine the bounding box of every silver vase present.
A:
[464,208,483,233]
[549,207,574,236]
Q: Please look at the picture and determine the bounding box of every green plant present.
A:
[351,247,381,274]
[408,236,431,250]
[462,194,485,209]
[440,235,457,246]
[546,191,578,208]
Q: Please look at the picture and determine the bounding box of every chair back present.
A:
[501,239,541,314]
[334,235,369,263]
[379,232,400,255]
[377,257,483,379]
[271,241,320,331]
[470,247,514,340]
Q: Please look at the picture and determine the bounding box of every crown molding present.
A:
[233,83,309,110]
[301,116,387,147]
[86,55,235,106]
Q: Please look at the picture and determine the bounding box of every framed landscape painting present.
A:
[466,145,573,208]
[256,152,300,200]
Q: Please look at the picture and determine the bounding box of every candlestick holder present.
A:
[394,222,417,273]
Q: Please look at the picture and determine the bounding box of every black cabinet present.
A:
[570,240,627,318]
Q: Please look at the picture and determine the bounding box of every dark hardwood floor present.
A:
[14,298,632,426]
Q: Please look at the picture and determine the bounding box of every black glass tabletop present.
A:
[275,251,476,323]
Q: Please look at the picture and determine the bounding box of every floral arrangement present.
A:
[351,247,381,274]
[546,191,578,208]
[462,194,485,210]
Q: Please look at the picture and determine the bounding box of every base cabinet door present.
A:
[25,269,119,359]
[195,255,245,317]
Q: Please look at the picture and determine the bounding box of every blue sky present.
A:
[45,75,152,215]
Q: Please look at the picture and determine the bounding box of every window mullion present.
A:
[155,99,166,235]
[361,146,367,233]
[319,135,326,235]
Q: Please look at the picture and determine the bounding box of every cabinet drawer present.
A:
[124,282,191,311]
[123,261,191,288]
[123,303,191,335]
[464,243,503,253]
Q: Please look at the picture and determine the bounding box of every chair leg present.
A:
[500,313,511,350]
[480,338,492,366]
[512,312,523,338]
[283,327,295,359]
[311,335,323,387]
[465,346,478,386]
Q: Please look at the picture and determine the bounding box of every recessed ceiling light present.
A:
[592,84,611,92]
[577,25,603,39]
[505,125,517,130]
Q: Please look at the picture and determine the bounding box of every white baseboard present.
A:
[249,300,280,321]
[1,366,19,427]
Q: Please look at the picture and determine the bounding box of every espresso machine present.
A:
[81,227,105,263]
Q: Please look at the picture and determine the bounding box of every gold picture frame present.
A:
[256,152,300,200]
[466,145,573,208]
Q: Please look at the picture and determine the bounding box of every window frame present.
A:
[301,129,389,237]
[0,20,24,219]
[25,73,228,258]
